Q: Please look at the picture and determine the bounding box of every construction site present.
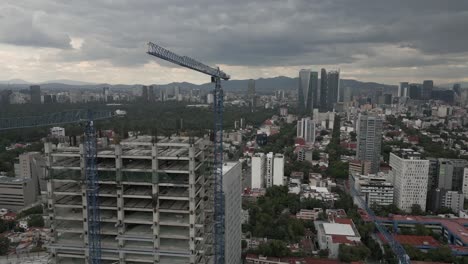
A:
[44,135,215,264]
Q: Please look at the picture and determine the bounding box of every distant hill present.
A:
[0,76,398,94]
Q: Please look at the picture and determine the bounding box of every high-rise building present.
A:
[453,83,462,96]
[273,154,285,186]
[264,153,285,188]
[298,70,318,114]
[247,79,256,112]
[399,82,409,97]
[297,117,315,144]
[251,153,265,188]
[45,136,213,263]
[422,80,433,100]
[343,86,352,103]
[141,85,149,102]
[327,70,340,110]
[223,162,242,264]
[408,83,421,100]
[148,85,155,102]
[356,114,383,173]
[30,85,41,104]
[102,87,110,102]
[319,68,328,112]
[390,150,429,212]
[0,89,12,105]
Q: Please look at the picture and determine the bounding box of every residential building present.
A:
[390,150,429,212]
[223,162,242,264]
[349,172,394,207]
[297,117,315,144]
[356,114,383,173]
[45,136,212,264]
[428,189,465,213]
[251,153,266,188]
[273,154,284,186]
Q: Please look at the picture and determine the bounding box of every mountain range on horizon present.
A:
[0,77,465,94]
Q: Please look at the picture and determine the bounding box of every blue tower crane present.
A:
[0,109,113,264]
[147,42,230,264]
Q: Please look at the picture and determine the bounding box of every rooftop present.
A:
[322,223,356,236]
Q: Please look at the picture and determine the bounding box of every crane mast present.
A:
[0,109,111,264]
[147,42,230,264]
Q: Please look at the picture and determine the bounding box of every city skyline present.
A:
[0,1,467,85]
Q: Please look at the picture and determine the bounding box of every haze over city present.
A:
[0,0,467,85]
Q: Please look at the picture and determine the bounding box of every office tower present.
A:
[251,153,266,188]
[453,83,461,96]
[45,136,212,263]
[428,189,465,213]
[399,82,409,97]
[297,117,316,144]
[343,86,352,103]
[30,85,41,104]
[356,114,383,173]
[247,79,256,112]
[223,162,242,264]
[327,70,340,110]
[319,68,328,112]
[0,89,12,105]
[148,85,155,102]
[298,70,318,114]
[390,150,429,212]
[102,87,110,102]
[141,85,149,102]
[408,83,421,100]
[174,86,180,100]
[422,80,433,100]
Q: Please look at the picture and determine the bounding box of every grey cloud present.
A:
[0,5,71,48]
[2,0,468,74]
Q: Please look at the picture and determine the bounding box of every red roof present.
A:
[331,235,353,244]
[246,254,342,264]
[334,218,353,225]
[395,235,440,247]
[295,137,306,146]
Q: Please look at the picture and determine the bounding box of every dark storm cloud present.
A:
[2,0,468,69]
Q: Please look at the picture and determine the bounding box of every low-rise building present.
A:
[295,208,323,221]
[0,176,37,211]
[316,218,361,258]
[350,172,394,207]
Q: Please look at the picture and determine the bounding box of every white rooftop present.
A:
[322,223,356,236]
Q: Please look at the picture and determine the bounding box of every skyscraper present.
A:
[297,117,316,144]
[248,79,256,112]
[399,82,409,97]
[310,72,319,111]
[141,85,149,102]
[30,85,41,104]
[408,83,421,100]
[390,150,429,212]
[319,68,328,112]
[298,69,317,114]
[327,70,340,111]
[356,114,383,173]
[422,80,433,100]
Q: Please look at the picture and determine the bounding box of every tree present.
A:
[27,215,44,228]
[338,244,370,262]
[349,131,357,141]
[0,236,9,255]
[411,204,424,215]
[318,249,329,258]
[241,240,247,249]
[257,240,290,257]
[312,150,321,160]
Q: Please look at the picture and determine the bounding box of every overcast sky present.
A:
[1,0,467,85]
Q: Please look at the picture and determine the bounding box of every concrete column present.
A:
[79,143,91,263]
[152,143,160,263]
[44,142,58,264]
[188,144,196,264]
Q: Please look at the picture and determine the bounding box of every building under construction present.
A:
[44,135,240,264]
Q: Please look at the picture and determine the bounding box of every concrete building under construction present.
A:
[44,135,240,264]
